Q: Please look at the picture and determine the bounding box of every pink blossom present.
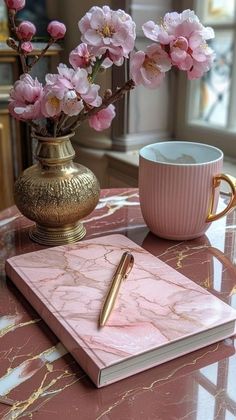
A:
[79,6,136,65]
[187,55,214,80]
[47,20,66,40]
[142,10,215,80]
[62,90,84,116]
[4,0,25,11]
[82,84,101,107]
[6,7,215,135]
[21,41,33,54]
[9,74,43,120]
[69,43,95,72]
[142,20,174,45]
[41,63,102,118]
[17,21,36,41]
[56,63,102,107]
[40,88,62,118]
[130,44,171,88]
[89,104,116,131]
[169,36,192,71]
[143,10,214,44]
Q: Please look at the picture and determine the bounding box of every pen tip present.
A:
[98,319,105,329]
[99,312,107,328]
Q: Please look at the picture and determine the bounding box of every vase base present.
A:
[29,222,86,246]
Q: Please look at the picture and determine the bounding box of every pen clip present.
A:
[123,252,134,279]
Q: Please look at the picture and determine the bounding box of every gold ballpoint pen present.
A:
[99,251,134,327]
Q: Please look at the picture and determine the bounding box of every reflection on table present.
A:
[0,188,235,419]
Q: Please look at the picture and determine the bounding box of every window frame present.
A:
[174,0,236,159]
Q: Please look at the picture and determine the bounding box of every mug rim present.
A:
[139,141,223,166]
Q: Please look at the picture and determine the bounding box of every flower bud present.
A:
[17,21,36,41]
[47,21,66,40]
[21,41,33,54]
[4,0,25,11]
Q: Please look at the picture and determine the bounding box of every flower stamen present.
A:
[143,57,161,75]
[49,96,60,109]
[98,24,115,38]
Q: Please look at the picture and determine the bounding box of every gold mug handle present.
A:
[206,173,236,222]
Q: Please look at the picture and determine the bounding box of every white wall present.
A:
[129,0,173,138]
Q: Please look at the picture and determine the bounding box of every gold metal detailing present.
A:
[14,133,100,246]
[206,173,236,222]
[99,252,134,327]
[29,222,86,246]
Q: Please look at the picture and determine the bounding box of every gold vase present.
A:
[14,132,100,246]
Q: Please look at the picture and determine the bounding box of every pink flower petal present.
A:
[89,104,116,131]
[171,48,187,64]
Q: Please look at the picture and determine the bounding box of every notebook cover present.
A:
[5,234,236,387]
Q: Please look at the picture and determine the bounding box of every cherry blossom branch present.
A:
[29,121,40,131]
[7,9,28,73]
[6,8,58,73]
[89,52,109,82]
[56,113,70,135]
[28,121,49,138]
[61,79,135,135]
[29,39,55,70]
[32,127,50,137]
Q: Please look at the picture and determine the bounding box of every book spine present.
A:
[5,260,101,387]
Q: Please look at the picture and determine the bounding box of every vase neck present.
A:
[35,134,75,165]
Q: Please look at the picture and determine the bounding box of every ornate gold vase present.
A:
[14,132,100,246]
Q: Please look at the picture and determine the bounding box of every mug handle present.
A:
[206,173,236,222]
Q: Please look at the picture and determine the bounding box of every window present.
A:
[175,0,236,158]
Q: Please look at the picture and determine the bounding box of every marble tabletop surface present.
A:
[0,188,235,420]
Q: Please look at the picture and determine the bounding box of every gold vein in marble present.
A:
[84,193,139,224]
[46,363,53,372]
[157,244,209,269]
[2,370,84,420]
[0,339,35,376]
[96,343,220,420]
[0,319,40,338]
[0,343,67,397]
[175,245,209,269]
[201,276,212,289]
[230,285,236,296]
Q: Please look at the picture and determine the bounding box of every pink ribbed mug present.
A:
[139,141,236,240]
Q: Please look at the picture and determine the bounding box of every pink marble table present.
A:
[0,188,236,419]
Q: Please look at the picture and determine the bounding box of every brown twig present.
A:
[6,37,18,51]
[7,8,55,73]
[53,120,59,137]
[28,121,40,131]
[56,113,70,135]
[30,121,50,138]
[29,39,55,69]
[62,79,135,134]
[7,9,28,73]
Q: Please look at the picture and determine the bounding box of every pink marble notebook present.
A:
[5,234,236,387]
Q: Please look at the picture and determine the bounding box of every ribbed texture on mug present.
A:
[139,156,222,240]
